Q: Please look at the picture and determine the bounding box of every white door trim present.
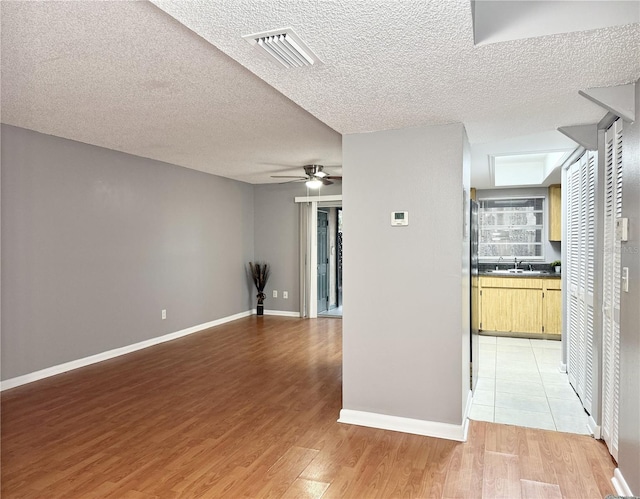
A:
[295,195,343,319]
[295,194,342,203]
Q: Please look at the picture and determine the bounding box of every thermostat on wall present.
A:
[391,211,409,226]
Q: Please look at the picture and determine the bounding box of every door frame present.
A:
[295,195,342,318]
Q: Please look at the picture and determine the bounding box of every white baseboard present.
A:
[612,467,634,497]
[462,389,472,441]
[587,415,601,439]
[262,310,301,317]
[0,310,254,391]
[338,408,469,442]
[464,389,473,418]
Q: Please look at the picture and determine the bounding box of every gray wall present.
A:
[461,133,472,412]
[475,186,562,264]
[342,123,470,425]
[253,182,341,313]
[618,80,640,493]
[1,125,255,380]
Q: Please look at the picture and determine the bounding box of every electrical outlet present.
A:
[273,290,278,298]
[161,309,167,320]
[283,291,288,299]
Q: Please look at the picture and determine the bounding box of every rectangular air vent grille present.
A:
[243,28,320,69]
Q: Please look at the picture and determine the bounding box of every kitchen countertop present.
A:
[479,270,561,279]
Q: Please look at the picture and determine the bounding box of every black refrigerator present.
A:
[470,200,480,391]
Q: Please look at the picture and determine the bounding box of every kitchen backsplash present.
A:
[478,261,560,273]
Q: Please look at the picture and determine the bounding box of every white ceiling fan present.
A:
[271,164,342,188]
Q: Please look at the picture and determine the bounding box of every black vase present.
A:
[257,303,264,316]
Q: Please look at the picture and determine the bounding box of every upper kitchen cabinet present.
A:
[548,184,562,241]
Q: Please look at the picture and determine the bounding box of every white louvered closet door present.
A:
[602,118,623,461]
[584,151,596,411]
[565,150,597,412]
[566,158,581,391]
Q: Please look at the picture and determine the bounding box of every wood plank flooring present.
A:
[2,316,616,498]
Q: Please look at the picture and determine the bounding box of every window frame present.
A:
[477,195,546,262]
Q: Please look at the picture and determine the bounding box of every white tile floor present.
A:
[470,335,591,434]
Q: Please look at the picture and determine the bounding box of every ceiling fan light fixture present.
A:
[242,28,320,69]
[305,178,323,189]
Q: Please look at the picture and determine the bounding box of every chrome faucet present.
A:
[496,256,503,270]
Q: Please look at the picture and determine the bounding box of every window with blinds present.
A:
[478,197,544,260]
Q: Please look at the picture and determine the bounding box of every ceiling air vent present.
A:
[242,28,320,69]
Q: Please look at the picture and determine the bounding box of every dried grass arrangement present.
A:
[249,262,270,315]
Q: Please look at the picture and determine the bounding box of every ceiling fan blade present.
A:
[325,175,342,180]
[321,178,334,186]
[271,175,307,179]
[276,179,306,184]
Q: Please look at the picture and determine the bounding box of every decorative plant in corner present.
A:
[551,260,562,273]
[249,262,270,316]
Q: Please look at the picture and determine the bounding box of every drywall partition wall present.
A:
[475,187,561,263]
[461,132,472,418]
[1,125,255,380]
[618,80,640,494]
[341,123,470,436]
[253,181,341,314]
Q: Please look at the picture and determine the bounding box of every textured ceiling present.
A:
[151,0,640,144]
[2,0,639,186]
[0,1,341,184]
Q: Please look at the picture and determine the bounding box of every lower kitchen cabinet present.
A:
[479,276,561,338]
[543,280,562,335]
[481,286,542,334]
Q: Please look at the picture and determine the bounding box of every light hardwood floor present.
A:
[2,317,616,498]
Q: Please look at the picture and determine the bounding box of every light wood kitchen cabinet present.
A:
[543,279,562,335]
[480,277,542,334]
[479,276,561,338]
[549,184,562,241]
